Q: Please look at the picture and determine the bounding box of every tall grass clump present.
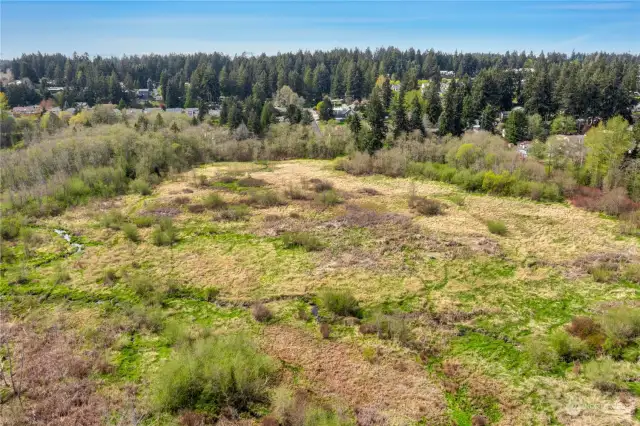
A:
[202,193,227,210]
[101,210,126,229]
[549,330,593,362]
[281,232,323,251]
[121,223,140,243]
[152,335,277,414]
[321,290,361,318]
[315,189,342,206]
[248,190,285,207]
[151,218,178,246]
[130,178,152,195]
[487,220,507,235]
[409,196,443,216]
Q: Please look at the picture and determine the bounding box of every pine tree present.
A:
[202,66,219,102]
[393,85,408,137]
[318,96,333,121]
[439,80,460,136]
[312,63,330,101]
[349,112,361,137]
[346,61,363,100]
[107,71,122,104]
[197,100,206,122]
[364,87,387,153]
[479,105,497,132]
[260,101,273,130]
[381,77,392,110]
[159,71,168,100]
[504,108,528,143]
[425,82,442,126]
[409,96,424,134]
[154,113,164,130]
[184,86,194,108]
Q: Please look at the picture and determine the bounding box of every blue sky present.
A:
[1,1,639,59]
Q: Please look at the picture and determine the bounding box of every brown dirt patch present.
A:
[0,323,110,426]
[261,325,448,424]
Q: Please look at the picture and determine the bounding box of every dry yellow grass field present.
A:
[2,159,639,426]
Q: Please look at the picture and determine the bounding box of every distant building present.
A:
[137,89,150,100]
[185,108,199,118]
[12,105,39,116]
[332,106,353,122]
[48,87,65,94]
[165,108,183,113]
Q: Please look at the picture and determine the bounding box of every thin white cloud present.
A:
[536,2,631,11]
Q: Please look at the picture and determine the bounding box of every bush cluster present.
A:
[281,232,323,251]
[528,307,640,391]
[152,335,277,414]
[320,290,361,318]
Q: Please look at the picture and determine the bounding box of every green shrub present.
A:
[525,337,559,372]
[622,264,640,284]
[216,205,250,221]
[130,274,156,299]
[409,196,443,216]
[482,171,516,195]
[549,330,592,362]
[128,305,164,333]
[321,290,361,317]
[101,210,126,230]
[237,176,267,187]
[583,358,623,393]
[163,320,190,347]
[600,307,640,350]
[308,178,333,192]
[151,218,178,246]
[249,190,285,207]
[52,266,71,285]
[1,216,22,240]
[448,194,466,206]
[589,266,614,283]
[204,287,220,302]
[315,189,342,206]
[121,223,140,243]
[487,220,507,235]
[151,335,277,414]
[252,303,273,322]
[282,232,323,251]
[284,184,308,200]
[130,178,152,195]
[369,313,411,343]
[202,193,226,210]
[132,215,156,228]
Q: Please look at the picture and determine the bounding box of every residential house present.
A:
[11,105,40,116]
[332,105,353,122]
[137,89,150,100]
[185,108,199,118]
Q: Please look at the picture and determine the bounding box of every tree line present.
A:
[1,49,637,112]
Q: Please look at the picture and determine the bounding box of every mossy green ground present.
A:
[2,160,638,425]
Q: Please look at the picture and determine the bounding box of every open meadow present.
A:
[2,158,639,426]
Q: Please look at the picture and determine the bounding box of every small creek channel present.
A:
[54,229,83,253]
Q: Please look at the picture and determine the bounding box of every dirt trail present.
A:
[261,325,448,425]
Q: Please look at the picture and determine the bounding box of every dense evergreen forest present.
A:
[2,48,639,121]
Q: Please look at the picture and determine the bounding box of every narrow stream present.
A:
[54,229,83,253]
